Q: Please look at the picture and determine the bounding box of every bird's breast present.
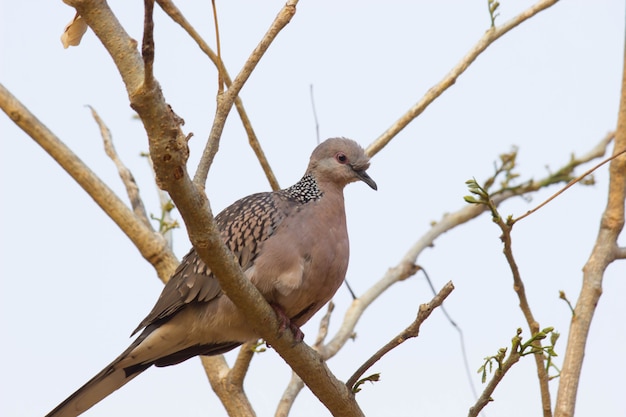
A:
[249,192,349,324]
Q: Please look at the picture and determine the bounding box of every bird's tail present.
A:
[45,336,150,417]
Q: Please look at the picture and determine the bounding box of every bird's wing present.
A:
[132,191,291,335]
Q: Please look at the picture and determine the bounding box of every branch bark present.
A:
[554,33,626,417]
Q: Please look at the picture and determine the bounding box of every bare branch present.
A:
[88,106,151,228]
[515,131,621,223]
[276,372,305,417]
[231,342,257,388]
[200,355,257,417]
[346,281,455,391]
[193,0,298,187]
[314,301,335,348]
[366,0,560,157]
[142,0,156,87]
[310,84,320,145]
[143,153,178,246]
[211,0,224,94]
[156,0,280,191]
[555,38,626,417]
[0,83,178,282]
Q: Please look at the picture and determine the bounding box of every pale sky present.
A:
[1,1,624,416]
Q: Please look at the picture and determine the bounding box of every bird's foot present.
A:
[270,303,305,343]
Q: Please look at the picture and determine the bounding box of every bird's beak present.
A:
[354,169,377,190]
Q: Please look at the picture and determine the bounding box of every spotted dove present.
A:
[46,137,377,417]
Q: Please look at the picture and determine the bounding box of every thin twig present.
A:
[143,153,177,248]
[156,0,280,191]
[421,268,479,401]
[515,139,622,223]
[194,0,298,187]
[211,0,223,94]
[314,301,335,348]
[346,281,455,390]
[494,207,553,417]
[366,0,560,157]
[142,0,155,88]
[310,84,320,144]
[468,334,523,417]
[87,105,151,228]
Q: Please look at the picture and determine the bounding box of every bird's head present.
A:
[307,137,377,191]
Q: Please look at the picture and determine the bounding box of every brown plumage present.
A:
[46,137,376,417]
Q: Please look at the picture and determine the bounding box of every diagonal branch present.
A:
[88,105,151,228]
[515,131,620,223]
[193,0,298,187]
[468,333,524,417]
[346,281,455,391]
[366,0,560,158]
[0,83,178,282]
[155,0,280,191]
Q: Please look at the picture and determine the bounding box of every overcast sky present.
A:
[1,1,624,416]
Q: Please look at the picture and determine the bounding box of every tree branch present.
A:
[554,35,626,417]
[346,281,455,391]
[515,131,620,223]
[0,83,178,282]
[155,0,280,190]
[468,333,523,417]
[365,0,560,157]
[487,195,552,417]
[193,0,298,187]
[88,105,151,228]
[200,355,257,417]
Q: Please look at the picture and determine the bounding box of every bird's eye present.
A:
[336,152,348,164]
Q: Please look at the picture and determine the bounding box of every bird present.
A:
[45,137,377,417]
